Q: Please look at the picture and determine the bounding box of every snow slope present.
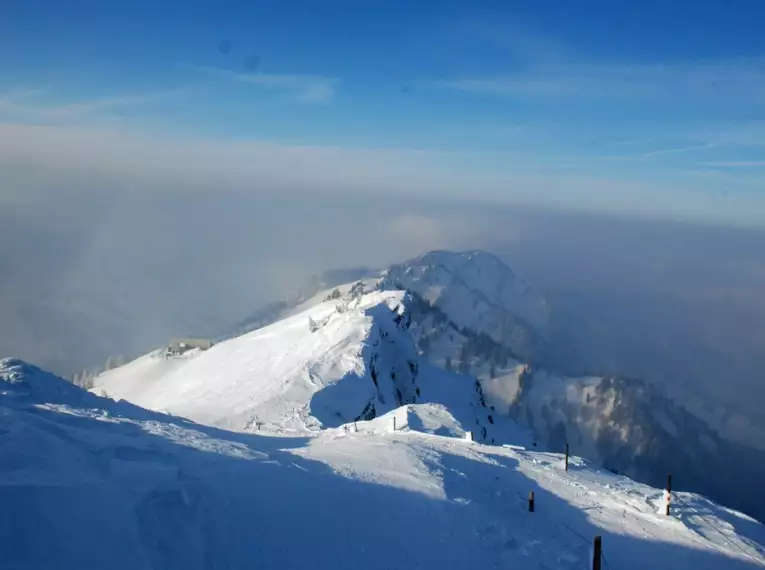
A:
[221,267,375,339]
[505,368,765,522]
[94,287,524,446]
[96,290,418,433]
[2,357,764,570]
[93,250,765,521]
[89,348,200,401]
[377,251,765,522]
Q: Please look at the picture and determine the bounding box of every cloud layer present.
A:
[189,65,338,103]
[440,58,765,99]
[2,118,764,229]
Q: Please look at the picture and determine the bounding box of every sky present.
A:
[1,0,765,417]
[1,0,765,225]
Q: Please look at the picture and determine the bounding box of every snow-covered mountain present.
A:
[91,250,765,523]
[94,284,523,445]
[357,250,765,523]
[98,289,417,433]
[222,266,376,340]
[398,285,765,521]
[220,250,549,360]
[3,356,765,569]
[382,250,549,360]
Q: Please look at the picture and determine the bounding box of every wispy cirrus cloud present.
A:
[439,57,765,101]
[697,161,765,167]
[691,121,765,149]
[641,142,715,158]
[46,93,177,118]
[0,88,45,106]
[188,65,338,103]
[0,88,184,123]
[601,139,657,148]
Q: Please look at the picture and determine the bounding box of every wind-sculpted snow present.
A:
[2,358,764,570]
[1,357,103,406]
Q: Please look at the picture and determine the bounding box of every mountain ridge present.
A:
[89,249,765,523]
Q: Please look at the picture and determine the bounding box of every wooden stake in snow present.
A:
[665,474,673,516]
[392,416,396,432]
[528,491,535,513]
[565,442,569,472]
[592,536,602,570]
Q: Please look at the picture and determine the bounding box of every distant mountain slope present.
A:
[2,357,764,570]
[369,251,765,523]
[382,250,550,360]
[93,286,519,444]
[223,251,550,361]
[92,249,765,522]
[506,368,765,522]
[88,348,197,400]
[97,289,417,433]
[222,266,375,339]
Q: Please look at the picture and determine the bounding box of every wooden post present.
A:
[528,491,535,513]
[392,416,396,431]
[565,442,569,472]
[665,474,673,516]
[592,535,602,570]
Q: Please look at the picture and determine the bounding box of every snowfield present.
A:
[93,287,523,446]
[5,251,765,568]
[96,290,414,433]
[2,357,765,570]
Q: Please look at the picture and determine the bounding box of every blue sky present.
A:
[2,0,765,225]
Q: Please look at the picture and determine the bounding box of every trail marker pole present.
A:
[528,491,535,513]
[665,474,672,516]
[592,536,602,570]
[392,416,396,431]
[565,442,569,471]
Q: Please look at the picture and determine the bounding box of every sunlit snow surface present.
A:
[3,357,765,570]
